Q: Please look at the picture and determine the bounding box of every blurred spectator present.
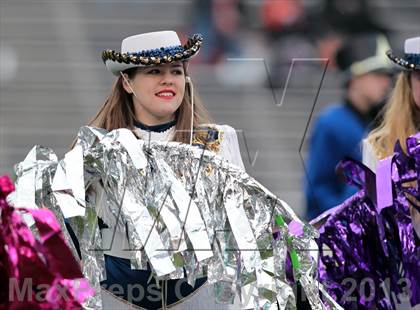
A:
[304,33,395,219]
[260,0,317,87]
[315,0,388,35]
[191,0,241,64]
[306,0,389,70]
[261,0,305,37]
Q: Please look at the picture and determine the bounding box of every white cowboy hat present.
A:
[102,31,203,76]
[386,36,420,71]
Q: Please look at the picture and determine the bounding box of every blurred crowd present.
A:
[189,0,418,220]
[190,0,390,85]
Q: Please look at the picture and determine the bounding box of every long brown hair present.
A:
[88,62,212,143]
[367,71,419,159]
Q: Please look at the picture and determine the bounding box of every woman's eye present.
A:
[148,69,160,74]
[173,70,183,75]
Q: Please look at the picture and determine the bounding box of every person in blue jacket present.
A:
[305,33,394,219]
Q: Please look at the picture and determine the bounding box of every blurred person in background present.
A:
[308,0,389,70]
[260,0,317,88]
[191,0,242,64]
[260,0,389,89]
[314,0,388,35]
[305,33,394,219]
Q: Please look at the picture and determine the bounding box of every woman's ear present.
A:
[120,72,139,99]
[120,72,133,94]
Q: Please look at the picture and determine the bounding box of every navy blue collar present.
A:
[133,119,177,132]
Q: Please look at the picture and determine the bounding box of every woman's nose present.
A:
[160,70,174,85]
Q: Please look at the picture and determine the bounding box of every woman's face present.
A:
[123,62,186,125]
[410,71,420,109]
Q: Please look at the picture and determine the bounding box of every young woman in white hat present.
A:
[363,36,420,243]
[364,36,420,169]
[91,30,244,309]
